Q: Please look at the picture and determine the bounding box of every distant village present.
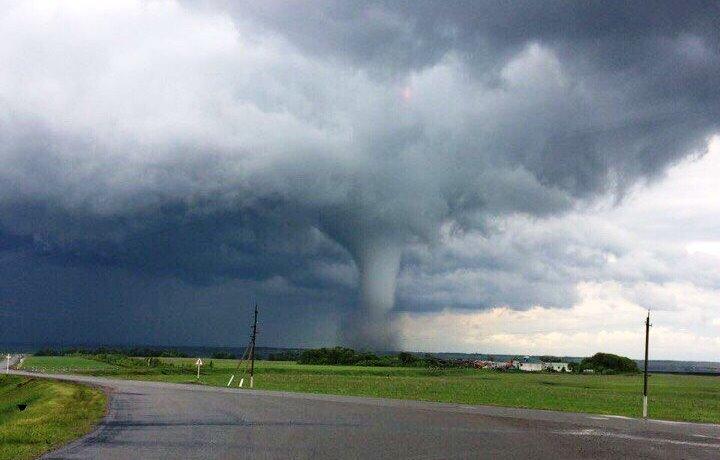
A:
[471,357,572,372]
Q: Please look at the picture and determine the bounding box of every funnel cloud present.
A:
[0,1,719,349]
[346,237,402,349]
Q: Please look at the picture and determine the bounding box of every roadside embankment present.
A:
[0,374,106,460]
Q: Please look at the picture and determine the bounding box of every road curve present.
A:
[6,366,720,459]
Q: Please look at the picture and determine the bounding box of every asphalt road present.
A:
[4,359,720,459]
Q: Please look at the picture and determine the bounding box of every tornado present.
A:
[1,1,717,359]
[342,237,403,351]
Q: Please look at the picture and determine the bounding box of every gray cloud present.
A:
[397,207,720,315]
[0,1,719,348]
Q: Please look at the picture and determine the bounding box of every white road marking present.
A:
[555,428,720,449]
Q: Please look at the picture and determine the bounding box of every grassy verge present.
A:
[0,375,106,460]
[21,355,720,424]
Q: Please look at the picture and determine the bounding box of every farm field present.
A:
[0,375,106,460]
[21,355,121,373]
[20,355,720,424]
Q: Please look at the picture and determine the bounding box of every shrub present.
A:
[34,347,59,356]
[398,352,419,365]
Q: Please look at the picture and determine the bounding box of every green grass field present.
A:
[0,375,106,460]
[21,355,720,424]
[21,356,122,373]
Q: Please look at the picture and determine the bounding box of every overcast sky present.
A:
[399,136,720,360]
[0,1,718,359]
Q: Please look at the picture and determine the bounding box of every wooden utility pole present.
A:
[249,304,258,388]
[643,310,651,418]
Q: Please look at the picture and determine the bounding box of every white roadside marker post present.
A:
[5,354,10,372]
[196,358,203,380]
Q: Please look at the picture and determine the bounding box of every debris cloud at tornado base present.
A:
[0,1,719,349]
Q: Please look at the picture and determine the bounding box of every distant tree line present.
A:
[211,351,236,359]
[33,346,639,375]
[538,356,564,363]
[297,347,472,368]
[268,350,302,361]
[34,346,190,358]
[296,348,640,374]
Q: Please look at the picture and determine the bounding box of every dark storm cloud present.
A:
[211,1,719,72]
[0,1,719,347]
[213,0,720,195]
[0,249,343,347]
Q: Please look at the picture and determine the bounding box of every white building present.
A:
[542,362,571,372]
[518,362,543,372]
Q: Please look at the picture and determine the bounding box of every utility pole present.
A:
[643,310,651,418]
[249,304,258,388]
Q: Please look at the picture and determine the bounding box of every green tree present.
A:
[580,353,638,373]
